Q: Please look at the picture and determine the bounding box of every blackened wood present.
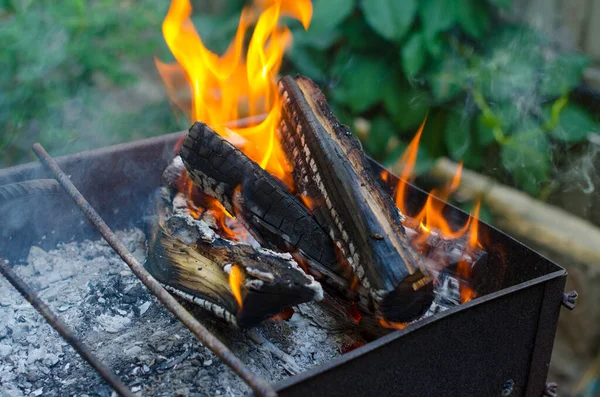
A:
[179,122,348,287]
[146,189,323,328]
[277,76,433,322]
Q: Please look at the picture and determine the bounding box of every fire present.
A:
[299,194,315,212]
[457,201,481,302]
[379,318,407,330]
[158,0,481,319]
[157,0,312,186]
[181,177,237,239]
[395,119,470,240]
[229,264,245,308]
[394,118,482,303]
[270,307,295,321]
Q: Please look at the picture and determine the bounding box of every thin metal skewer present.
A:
[0,258,135,397]
[32,143,277,397]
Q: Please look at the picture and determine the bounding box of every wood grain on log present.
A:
[277,76,433,322]
[179,122,365,303]
[145,188,323,328]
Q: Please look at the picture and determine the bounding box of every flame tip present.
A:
[229,264,245,308]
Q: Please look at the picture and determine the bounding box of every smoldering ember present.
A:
[0,0,577,396]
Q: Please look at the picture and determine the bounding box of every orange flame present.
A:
[158,0,482,315]
[158,0,312,186]
[270,307,295,321]
[229,264,245,308]
[299,194,315,212]
[457,201,482,302]
[394,118,483,303]
[182,177,237,238]
[379,318,408,330]
[395,121,473,241]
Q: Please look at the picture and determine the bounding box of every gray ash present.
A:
[0,230,357,396]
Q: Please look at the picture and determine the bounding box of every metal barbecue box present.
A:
[0,132,568,397]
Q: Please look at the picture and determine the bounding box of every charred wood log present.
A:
[145,188,323,328]
[277,75,433,322]
[179,122,364,302]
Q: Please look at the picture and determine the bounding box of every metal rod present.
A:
[32,143,277,397]
[0,258,134,397]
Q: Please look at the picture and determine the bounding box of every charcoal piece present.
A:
[277,75,433,322]
[145,188,323,328]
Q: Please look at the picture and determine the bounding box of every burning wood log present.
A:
[277,76,434,322]
[179,122,363,301]
[145,188,323,328]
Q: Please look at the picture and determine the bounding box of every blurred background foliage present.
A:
[283,0,599,199]
[0,0,180,166]
[0,0,599,200]
[1,1,599,395]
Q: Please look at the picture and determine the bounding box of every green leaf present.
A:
[444,111,472,160]
[477,55,536,102]
[291,28,341,50]
[487,0,512,8]
[500,118,550,195]
[444,111,482,169]
[428,57,468,103]
[400,32,426,77]
[287,45,328,81]
[484,26,546,66]
[456,0,491,39]
[476,114,499,147]
[310,0,356,32]
[422,32,445,58]
[475,103,522,147]
[418,0,456,39]
[383,81,430,131]
[365,115,396,158]
[420,110,447,158]
[545,103,598,143]
[331,56,391,113]
[361,0,417,41]
[338,14,389,51]
[539,53,590,98]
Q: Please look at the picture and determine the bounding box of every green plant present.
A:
[284,0,600,197]
[0,0,177,167]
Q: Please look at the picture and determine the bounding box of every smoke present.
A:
[557,134,600,195]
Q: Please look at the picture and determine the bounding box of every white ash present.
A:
[244,279,265,290]
[171,212,216,244]
[163,285,237,326]
[256,248,293,261]
[245,267,275,282]
[266,251,324,302]
[0,229,357,396]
